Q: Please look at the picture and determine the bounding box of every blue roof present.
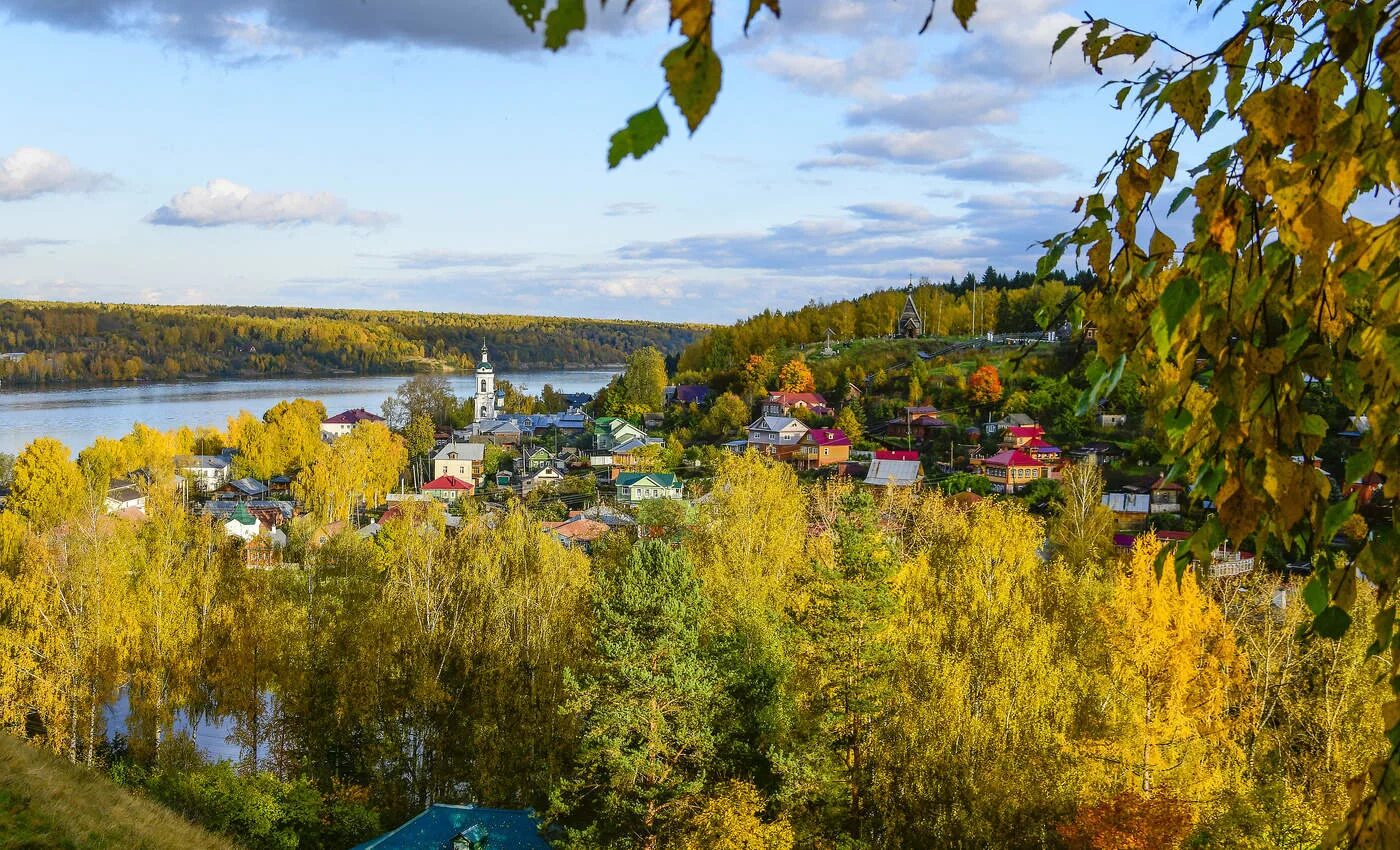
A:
[351,804,549,850]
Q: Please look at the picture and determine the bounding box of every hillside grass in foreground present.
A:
[0,733,233,850]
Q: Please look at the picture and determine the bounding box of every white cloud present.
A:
[0,237,70,256]
[604,201,657,217]
[0,147,114,201]
[845,81,1021,131]
[756,39,916,97]
[147,178,396,229]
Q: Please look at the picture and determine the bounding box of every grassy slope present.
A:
[0,734,232,850]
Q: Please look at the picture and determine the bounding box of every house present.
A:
[1096,413,1127,429]
[593,417,649,451]
[321,408,385,440]
[522,446,555,472]
[1000,425,1046,449]
[979,449,1050,493]
[615,472,684,504]
[1023,437,1063,463]
[984,413,1037,435]
[214,477,270,500]
[541,512,610,550]
[865,450,923,488]
[176,454,231,492]
[795,428,852,469]
[350,803,550,850]
[1067,442,1123,464]
[1102,476,1184,525]
[521,466,564,494]
[433,442,486,483]
[746,415,809,459]
[222,502,288,548]
[668,384,711,405]
[104,479,146,515]
[202,499,294,526]
[885,406,952,441]
[762,391,831,417]
[466,418,522,447]
[421,475,475,503]
[643,412,665,431]
[1345,472,1387,507]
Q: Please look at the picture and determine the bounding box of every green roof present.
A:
[228,502,256,526]
[615,472,677,488]
[351,804,548,850]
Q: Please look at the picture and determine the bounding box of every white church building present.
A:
[474,342,506,421]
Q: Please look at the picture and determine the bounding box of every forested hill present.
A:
[677,268,1094,374]
[0,300,708,386]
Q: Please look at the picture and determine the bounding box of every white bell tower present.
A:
[474,342,496,421]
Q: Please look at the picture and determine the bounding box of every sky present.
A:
[0,0,1231,323]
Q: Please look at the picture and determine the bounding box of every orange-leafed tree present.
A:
[1057,792,1194,850]
[968,365,1003,406]
[777,359,815,393]
[743,353,774,389]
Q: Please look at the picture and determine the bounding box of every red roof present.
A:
[768,391,828,407]
[324,408,385,425]
[984,449,1043,468]
[876,450,919,461]
[1006,425,1044,439]
[1025,437,1061,451]
[422,475,475,492]
[804,428,851,447]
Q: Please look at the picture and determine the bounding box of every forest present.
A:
[0,301,706,386]
[676,270,1092,375]
[0,431,1386,850]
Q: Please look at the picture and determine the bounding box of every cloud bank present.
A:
[0,147,114,201]
[147,179,396,229]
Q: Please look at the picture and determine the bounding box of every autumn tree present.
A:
[742,353,774,391]
[834,407,863,446]
[1058,792,1194,850]
[382,374,460,430]
[613,346,668,417]
[672,781,793,850]
[776,359,815,394]
[968,364,1003,406]
[7,438,85,530]
[1086,538,1249,801]
[700,391,749,440]
[1050,458,1118,575]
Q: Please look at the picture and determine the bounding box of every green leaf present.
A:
[1168,186,1194,215]
[509,0,546,31]
[1300,413,1328,439]
[1314,605,1353,640]
[952,0,977,29]
[607,106,670,169]
[1322,496,1355,542]
[544,0,585,51]
[1052,25,1078,54]
[1159,276,1200,337]
[1163,407,1192,440]
[663,40,723,134]
[1345,449,1373,485]
[1368,604,1395,657]
[1302,574,1329,615]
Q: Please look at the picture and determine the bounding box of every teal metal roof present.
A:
[615,472,677,487]
[351,804,549,850]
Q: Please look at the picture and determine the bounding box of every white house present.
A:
[521,465,565,494]
[223,502,287,547]
[433,441,486,483]
[745,415,809,458]
[321,408,385,440]
[104,480,147,515]
[176,454,232,492]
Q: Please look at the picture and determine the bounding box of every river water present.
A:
[0,370,620,456]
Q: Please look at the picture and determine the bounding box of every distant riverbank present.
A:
[0,368,619,455]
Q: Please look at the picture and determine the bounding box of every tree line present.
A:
[676,270,1093,375]
[0,443,1384,849]
[0,301,705,386]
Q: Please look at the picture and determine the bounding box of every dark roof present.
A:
[324,408,385,425]
[673,384,711,404]
[352,804,549,850]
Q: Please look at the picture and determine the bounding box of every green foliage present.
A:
[608,106,670,169]
[551,540,724,848]
[8,438,85,530]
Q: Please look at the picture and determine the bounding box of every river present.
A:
[0,369,620,455]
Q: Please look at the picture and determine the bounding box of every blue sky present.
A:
[0,1,1225,323]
